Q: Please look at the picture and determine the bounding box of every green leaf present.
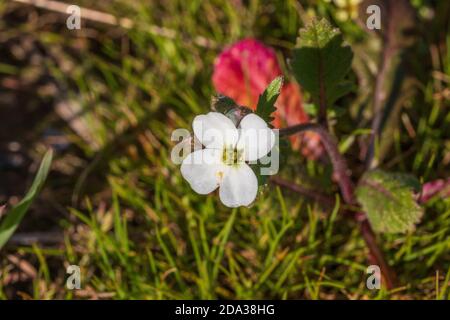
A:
[291,18,353,108]
[0,149,53,250]
[355,170,423,234]
[255,76,283,124]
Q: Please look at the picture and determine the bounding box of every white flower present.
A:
[181,112,275,208]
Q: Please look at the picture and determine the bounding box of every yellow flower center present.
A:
[222,146,244,166]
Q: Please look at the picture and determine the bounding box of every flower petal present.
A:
[193,112,238,149]
[237,113,275,161]
[181,149,228,194]
[219,163,258,207]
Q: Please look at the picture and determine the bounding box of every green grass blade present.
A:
[0,149,53,250]
[211,209,237,282]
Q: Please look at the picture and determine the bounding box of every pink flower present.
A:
[420,179,450,203]
[212,38,322,159]
[213,39,282,109]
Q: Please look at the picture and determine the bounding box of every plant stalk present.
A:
[280,123,353,204]
[279,123,397,289]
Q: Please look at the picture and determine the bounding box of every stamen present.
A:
[222,146,244,165]
[216,170,224,182]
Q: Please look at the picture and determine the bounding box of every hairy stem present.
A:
[356,213,396,289]
[279,123,397,289]
[280,123,353,203]
[270,176,335,207]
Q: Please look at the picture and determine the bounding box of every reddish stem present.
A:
[280,124,353,203]
[270,176,335,207]
[279,123,397,289]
